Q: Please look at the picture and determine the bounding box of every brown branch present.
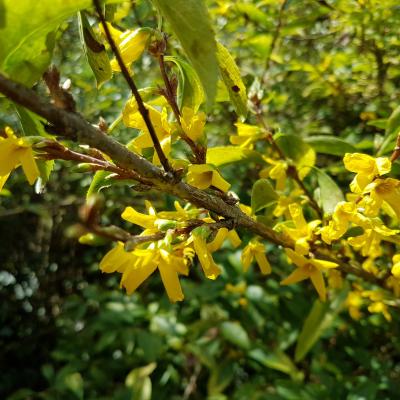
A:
[37,140,152,184]
[0,72,385,288]
[93,0,173,174]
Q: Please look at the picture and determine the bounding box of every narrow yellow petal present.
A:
[0,140,19,176]
[207,228,228,253]
[19,148,39,185]
[0,174,10,191]
[241,246,253,272]
[158,260,184,302]
[310,269,326,301]
[285,248,307,268]
[280,266,310,285]
[227,230,241,248]
[311,258,339,270]
[100,242,130,273]
[254,252,271,275]
[211,170,230,192]
[121,261,157,295]
[121,206,157,228]
[193,234,221,279]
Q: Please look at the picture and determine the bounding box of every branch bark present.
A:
[0,73,385,288]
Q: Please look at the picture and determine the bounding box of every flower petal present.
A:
[310,269,326,301]
[280,266,310,285]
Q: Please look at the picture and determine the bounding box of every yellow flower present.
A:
[391,254,400,279]
[225,281,247,294]
[368,301,392,321]
[207,227,241,252]
[122,201,158,231]
[229,122,261,149]
[186,164,230,192]
[346,291,363,320]
[387,276,400,297]
[191,229,221,279]
[259,158,288,191]
[0,127,39,190]
[241,240,271,275]
[327,269,343,289]
[101,23,150,71]
[281,248,339,301]
[272,189,304,218]
[282,203,320,256]
[123,102,173,163]
[362,290,391,321]
[100,242,188,302]
[363,178,400,219]
[343,153,391,193]
[347,218,398,257]
[319,201,370,244]
[180,107,206,142]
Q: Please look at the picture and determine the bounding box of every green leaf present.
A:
[87,170,113,199]
[207,361,235,395]
[14,104,49,137]
[151,0,218,106]
[305,136,356,156]
[315,168,344,215]
[165,56,205,112]
[234,3,270,27]
[378,105,400,155]
[0,0,123,85]
[220,321,250,350]
[64,372,84,400]
[275,134,315,179]
[206,146,260,166]
[125,363,156,400]
[78,11,112,88]
[251,179,278,213]
[248,348,303,381]
[295,288,348,362]
[216,42,247,118]
[295,300,331,363]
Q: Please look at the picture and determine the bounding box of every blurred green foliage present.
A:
[1,0,400,399]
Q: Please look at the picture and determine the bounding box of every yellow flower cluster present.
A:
[100,201,241,302]
[346,286,392,322]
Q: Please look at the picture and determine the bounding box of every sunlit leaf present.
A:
[315,168,344,215]
[0,0,123,85]
[78,11,112,88]
[216,42,247,118]
[151,0,218,106]
[206,146,260,166]
[165,56,205,112]
[251,179,278,213]
[305,136,356,156]
[220,321,250,350]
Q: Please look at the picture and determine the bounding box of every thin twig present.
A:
[93,0,173,174]
[156,44,206,163]
[37,140,152,184]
